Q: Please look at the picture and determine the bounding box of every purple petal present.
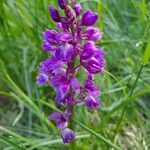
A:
[80,42,105,74]
[70,77,80,94]
[48,112,63,121]
[42,41,56,52]
[55,90,67,106]
[61,128,75,144]
[36,74,48,85]
[56,23,64,30]
[57,120,68,129]
[64,108,72,120]
[82,10,98,26]
[39,56,63,76]
[84,95,100,109]
[83,27,103,41]
[84,79,100,97]
[59,33,72,42]
[43,30,59,45]
[81,41,96,59]
[55,43,74,62]
[50,73,67,88]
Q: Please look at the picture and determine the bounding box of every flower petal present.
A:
[36,74,48,85]
[70,77,80,94]
[48,112,63,121]
[84,95,100,109]
[55,43,74,62]
[83,27,103,41]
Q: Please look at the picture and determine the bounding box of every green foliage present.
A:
[0,0,150,149]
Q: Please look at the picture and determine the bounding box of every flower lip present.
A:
[84,95,100,109]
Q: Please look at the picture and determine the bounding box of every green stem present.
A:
[112,64,144,142]
[70,107,76,150]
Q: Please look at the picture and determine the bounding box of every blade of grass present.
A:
[29,134,90,150]
[102,87,150,114]
[0,136,26,150]
[104,69,127,98]
[74,119,122,150]
[0,59,56,130]
[142,0,146,21]
[142,39,150,65]
[112,64,144,142]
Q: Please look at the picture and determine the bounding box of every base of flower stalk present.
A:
[70,138,76,150]
[70,108,76,150]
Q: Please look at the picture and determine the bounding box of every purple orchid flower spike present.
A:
[37,0,106,144]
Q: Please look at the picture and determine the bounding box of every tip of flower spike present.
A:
[49,6,61,22]
[58,0,67,9]
[61,128,75,144]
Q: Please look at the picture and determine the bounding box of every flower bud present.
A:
[82,10,98,26]
[74,4,81,16]
[65,5,76,22]
[49,6,61,22]
[58,0,67,9]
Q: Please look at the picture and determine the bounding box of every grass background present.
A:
[0,0,150,149]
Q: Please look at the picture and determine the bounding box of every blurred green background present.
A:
[0,0,150,149]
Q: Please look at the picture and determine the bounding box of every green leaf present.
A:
[142,39,150,65]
